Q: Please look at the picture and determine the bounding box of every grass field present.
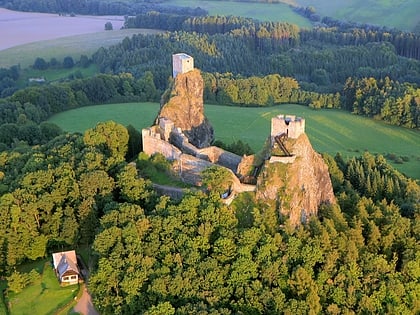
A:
[6,260,79,315]
[295,0,419,31]
[48,102,420,179]
[0,28,162,68]
[167,0,312,27]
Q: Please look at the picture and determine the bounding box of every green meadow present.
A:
[296,0,419,31]
[0,29,162,68]
[167,0,312,27]
[4,260,78,315]
[48,103,420,179]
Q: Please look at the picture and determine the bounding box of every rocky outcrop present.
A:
[256,134,335,226]
[158,69,214,148]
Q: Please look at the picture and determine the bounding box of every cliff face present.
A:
[158,69,214,148]
[256,134,336,225]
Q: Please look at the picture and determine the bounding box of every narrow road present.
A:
[72,285,99,315]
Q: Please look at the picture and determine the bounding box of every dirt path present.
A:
[72,285,100,315]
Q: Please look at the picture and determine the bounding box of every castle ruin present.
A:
[271,114,305,139]
[172,53,194,78]
[141,54,316,205]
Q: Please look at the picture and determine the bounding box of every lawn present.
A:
[6,261,79,315]
[48,102,420,179]
[167,0,312,27]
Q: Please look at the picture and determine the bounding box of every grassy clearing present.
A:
[47,102,420,179]
[17,64,98,88]
[168,0,312,27]
[48,102,159,133]
[296,0,419,31]
[0,29,162,68]
[6,261,79,315]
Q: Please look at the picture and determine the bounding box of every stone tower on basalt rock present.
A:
[157,55,214,148]
[172,53,194,78]
[271,114,305,139]
[256,114,336,226]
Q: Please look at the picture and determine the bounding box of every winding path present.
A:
[72,285,99,315]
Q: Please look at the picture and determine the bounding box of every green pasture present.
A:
[167,0,312,27]
[48,102,420,179]
[6,260,79,315]
[17,64,98,88]
[296,0,419,31]
[0,28,162,68]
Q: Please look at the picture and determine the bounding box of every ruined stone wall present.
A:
[197,146,242,172]
[159,118,174,141]
[174,154,214,185]
[142,127,182,160]
[271,115,305,139]
[269,155,297,164]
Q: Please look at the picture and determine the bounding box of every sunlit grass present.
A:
[297,0,419,31]
[48,102,420,179]
[167,0,312,27]
[7,261,79,315]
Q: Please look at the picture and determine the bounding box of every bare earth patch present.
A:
[0,8,125,51]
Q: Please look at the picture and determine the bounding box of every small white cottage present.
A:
[52,250,80,285]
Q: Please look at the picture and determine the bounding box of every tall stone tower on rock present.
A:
[157,55,214,148]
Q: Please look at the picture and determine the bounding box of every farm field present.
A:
[0,28,162,68]
[167,0,312,27]
[0,8,125,51]
[295,0,420,31]
[48,102,420,179]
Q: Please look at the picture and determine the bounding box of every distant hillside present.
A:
[293,0,420,31]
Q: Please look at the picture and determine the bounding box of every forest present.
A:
[0,1,419,313]
[0,121,418,313]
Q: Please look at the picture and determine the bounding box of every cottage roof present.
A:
[52,250,79,278]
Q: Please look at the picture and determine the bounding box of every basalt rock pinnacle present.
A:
[256,134,336,225]
[158,69,214,148]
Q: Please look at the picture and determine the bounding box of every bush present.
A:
[7,271,32,293]
[33,57,48,70]
[105,22,113,30]
[63,56,74,69]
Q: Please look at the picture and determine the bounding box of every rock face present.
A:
[158,69,214,148]
[256,134,336,225]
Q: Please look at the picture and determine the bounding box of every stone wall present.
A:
[172,53,194,78]
[269,155,297,164]
[197,146,242,173]
[142,127,182,160]
[271,115,305,139]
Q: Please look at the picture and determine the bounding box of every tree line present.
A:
[0,72,158,148]
[0,0,207,16]
[343,76,420,128]
[125,11,420,61]
[202,72,340,108]
[92,30,418,91]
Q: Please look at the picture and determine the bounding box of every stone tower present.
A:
[271,114,305,139]
[172,53,194,78]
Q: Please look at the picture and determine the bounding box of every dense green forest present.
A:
[0,121,418,313]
